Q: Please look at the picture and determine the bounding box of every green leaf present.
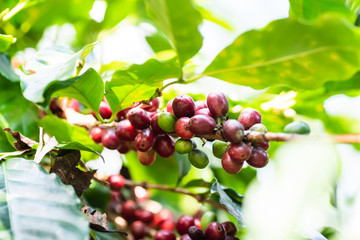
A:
[289,0,355,21]
[56,142,104,161]
[145,0,203,65]
[0,34,14,53]
[0,54,20,82]
[204,15,360,90]
[0,77,39,140]
[174,153,191,185]
[39,116,103,161]
[105,58,181,113]
[0,129,15,153]
[210,180,244,226]
[20,43,96,105]
[49,68,104,113]
[0,158,89,239]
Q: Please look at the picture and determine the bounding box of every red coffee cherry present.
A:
[195,101,207,111]
[107,175,125,191]
[175,117,194,140]
[221,151,244,174]
[246,147,269,168]
[194,108,213,117]
[205,222,226,240]
[102,128,120,149]
[90,126,105,143]
[151,113,166,134]
[176,215,195,235]
[223,119,244,144]
[99,101,112,120]
[254,141,270,151]
[238,108,261,130]
[161,219,175,230]
[166,98,174,114]
[135,129,156,152]
[135,209,154,223]
[189,115,216,135]
[117,141,130,154]
[172,95,196,118]
[180,234,192,240]
[207,92,229,117]
[154,135,175,158]
[137,150,157,166]
[227,142,252,162]
[127,108,151,130]
[131,220,147,239]
[116,119,138,141]
[155,230,176,240]
[121,200,137,220]
[141,97,160,112]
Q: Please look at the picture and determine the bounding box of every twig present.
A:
[123,179,227,211]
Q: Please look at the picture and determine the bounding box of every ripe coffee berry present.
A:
[254,141,270,151]
[116,119,138,141]
[194,108,213,117]
[224,236,239,240]
[223,119,244,144]
[142,97,160,112]
[101,129,120,149]
[131,220,147,239]
[166,99,174,114]
[172,95,196,118]
[107,174,125,191]
[238,108,261,130]
[135,209,154,223]
[121,200,137,220]
[221,222,237,236]
[135,129,156,152]
[205,222,226,240]
[117,141,130,154]
[90,126,104,143]
[195,101,207,111]
[227,142,252,162]
[161,219,175,230]
[176,215,195,235]
[188,149,209,169]
[189,115,216,135]
[246,147,269,168]
[181,234,192,240]
[151,113,166,134]
[222,151,244,174]
[99,101,112,120]
[155,230,176,240]
[137,150,157,166]
[207,92,229,117]
[175,117,194,139]
[127,108,151,130]
[154,135,175,158]
[188,226,205,240]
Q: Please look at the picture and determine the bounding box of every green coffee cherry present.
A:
[158,112,177,132]
[175,139,193,154]
[212,140,229,159]
[284,121,310,134]
[188,149,209,169]
[249,123,267,132]
[201,211,217,230]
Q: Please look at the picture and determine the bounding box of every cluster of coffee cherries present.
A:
[108,174,239,240]
[88,92,269,173]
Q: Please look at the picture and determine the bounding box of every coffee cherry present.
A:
[117,106,133,119]
[181,234,192,240]
[227,142,251,162]
[102,129,120,149]
[131,220,147,239]
[195,101,207,111]
[153,209,173,227]
[188,149,209,169]
[99,101,112,120]
[221,222,237,236]
[249,123,267,132]
[246,147,269,168]
[212,140,229,159]
[194,218,201,229]
[117,141,130,154]
[155,230,176,240]
[189,115,216,135]
[116,119,138,141]
[284,121,310,134]
[201,212,217,230]
[207,92,229,117]
[137,150,157,166]
[172,95,196,118]
[151,113,166,134]
[107,174,125,191]
[223,119,244,144]
[161,219,175,230]
[90,127,105,143]
[175,117,194,139]
[194,108,213,117]
[221,151,243,174]
[142,98,160,112]
[175,139,194,154]
[127,108,151,130]
[254,141,270,151]
[166,99,174,114]
[121,200,137,220]
[135,209,154,223]
[238,108,261,130]
[154,135,175,158]
[176,215,195,235]
[135,129,156,152]
[188,226,205,240]
[224,236,239,240]
[205,222,226,240]
[158,112,177,133]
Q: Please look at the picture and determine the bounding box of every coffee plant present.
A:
[0,0,360,239]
